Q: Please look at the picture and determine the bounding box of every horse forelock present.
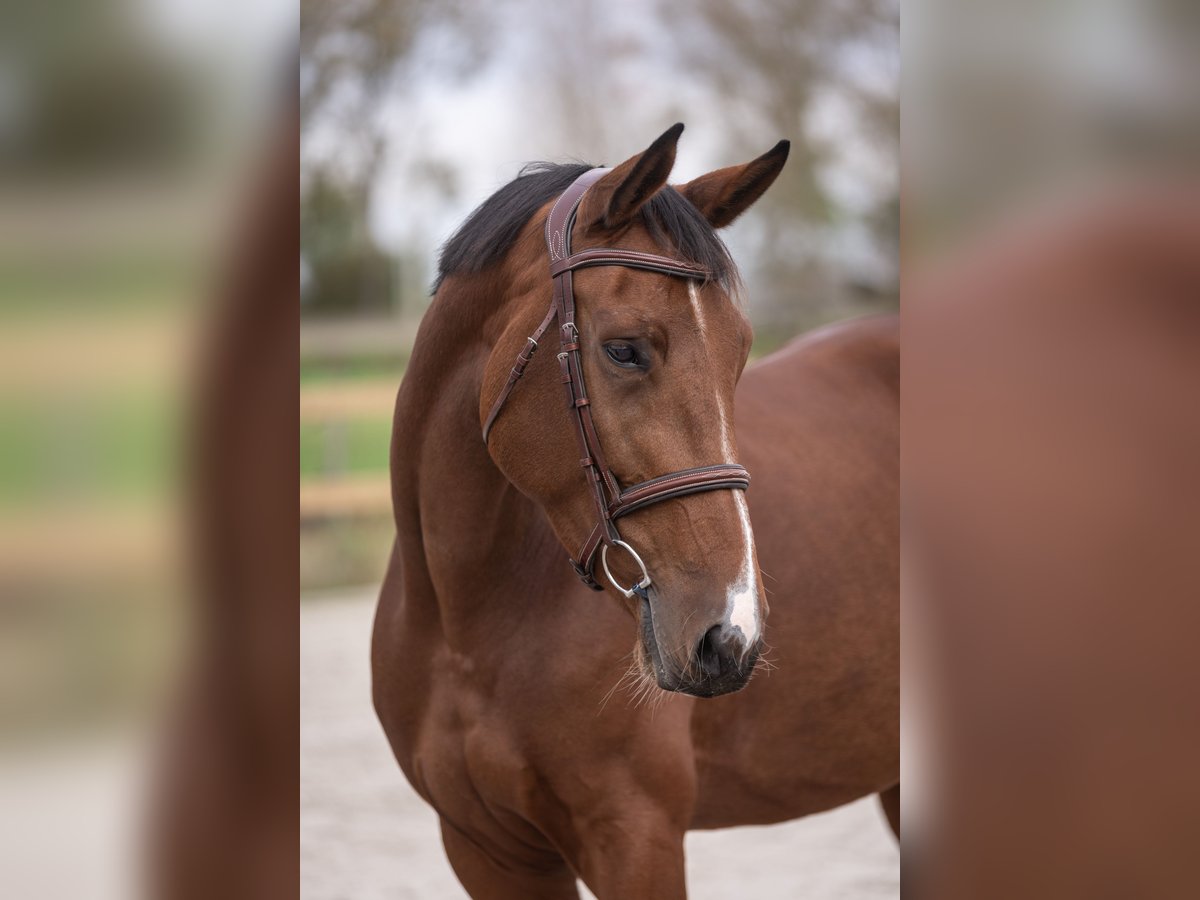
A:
[433,162,740,296]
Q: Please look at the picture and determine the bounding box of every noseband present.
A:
[482,168,751,596]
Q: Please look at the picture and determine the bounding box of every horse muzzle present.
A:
[639,591,762,697]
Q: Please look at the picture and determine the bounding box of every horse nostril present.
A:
[685,622,760,696]
[696,624,727,679]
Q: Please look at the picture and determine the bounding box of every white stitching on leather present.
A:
[613,467,748,506]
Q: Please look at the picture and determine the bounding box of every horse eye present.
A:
[604,342,640,367]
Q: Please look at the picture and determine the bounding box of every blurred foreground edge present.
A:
[905,181,1200,898]
[146,76,299,899]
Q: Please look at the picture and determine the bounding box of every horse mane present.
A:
[434,161,738,294]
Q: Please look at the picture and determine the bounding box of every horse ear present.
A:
[579,123,684,233]
[678,140,790,229]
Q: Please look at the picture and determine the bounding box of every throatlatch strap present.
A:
[481,302,560,444]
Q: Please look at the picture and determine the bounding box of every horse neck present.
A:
[391,274,568,647]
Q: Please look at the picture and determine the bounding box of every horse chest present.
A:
[403,653,537,809]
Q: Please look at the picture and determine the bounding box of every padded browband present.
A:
[481,167,750,590]
[608,464,751,518]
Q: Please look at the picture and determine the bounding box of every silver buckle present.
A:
[600,540,652,599]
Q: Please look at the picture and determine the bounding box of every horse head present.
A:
[481,124,789,697]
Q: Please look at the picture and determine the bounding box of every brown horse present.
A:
[372,124,898,899]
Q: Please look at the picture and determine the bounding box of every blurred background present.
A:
[2,0,286,726]
[904,1,1200,896]
[0,0,291,896]
[7,0,1193,894]
[905,0,1200,245]
[299,0,900,593]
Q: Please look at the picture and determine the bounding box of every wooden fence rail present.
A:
[300,378,396,519]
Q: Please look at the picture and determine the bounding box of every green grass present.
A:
[0,390,178,507]
[300,355,408,385]
[0,254,196,317]
[300,418,392,478]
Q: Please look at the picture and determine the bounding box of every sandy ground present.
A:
[301,590,900,899]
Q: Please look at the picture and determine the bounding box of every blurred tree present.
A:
[300,168,394,316]
[300,0,497,317]
[662,0,899,337]
[301,0,499,186]
[299,0,897,332]
[0,0,205,180]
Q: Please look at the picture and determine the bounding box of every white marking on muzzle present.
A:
[726,492,760,646]
[688,283,760,648]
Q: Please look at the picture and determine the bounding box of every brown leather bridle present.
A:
[482,168,751,596]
